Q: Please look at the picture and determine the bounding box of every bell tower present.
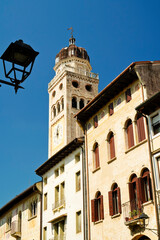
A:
[48,36,99,157]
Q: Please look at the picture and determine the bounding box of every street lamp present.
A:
[0,40,39,93]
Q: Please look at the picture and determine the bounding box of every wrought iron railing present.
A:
[122,200,142,222]
[52,198,65,210]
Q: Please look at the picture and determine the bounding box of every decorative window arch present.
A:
[108,183,121,216]
[72,97,77,109]
[125,119,134,149]
[93,142,100,169]
[79,98,84,109]
[107,131,115,160]
[136,113,146,142]
[91,191,104,222]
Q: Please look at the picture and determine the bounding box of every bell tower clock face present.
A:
[53,123,63,146]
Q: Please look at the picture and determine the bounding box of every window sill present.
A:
[94,219,103,225]
[111,213,120,219]
[107,157,117,164]
[28,215,37,221]
[125,139,147,154]
[92,166,101,173]
[142,200,153,207]
[5,228,11,233]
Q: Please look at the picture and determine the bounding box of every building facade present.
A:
[0,182,42,240]
[76,61,160,240]
[36,138,85,240]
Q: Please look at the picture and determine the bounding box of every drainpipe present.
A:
[81,142,86,240]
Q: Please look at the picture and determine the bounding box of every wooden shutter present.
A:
[91,199,96,222]
[138,177,145,204]
[147,174,153,200]
[136,178,142,210]
[94,115,98,128]
[127,121,134,148]
[95,144,100,168]
[108,191,114,216]
[109,103,114,116]
[137,116,146,142]
[117,187,121,214]
[99,195,104,220]
[126,88,131,102]
[128,182,135,211]
[110,134,115,159]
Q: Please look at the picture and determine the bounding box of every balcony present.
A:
[122,200,142,227]
[52,198,65,211]
[11,220,21,237]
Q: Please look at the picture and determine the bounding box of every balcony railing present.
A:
[122,200,142,224]
[52,198,65,210]
[11,220,21,237]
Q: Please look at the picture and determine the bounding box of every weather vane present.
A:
[67,27,73,38]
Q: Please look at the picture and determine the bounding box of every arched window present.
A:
[57,102,60,113]
[136,114,146,142]
[140,168,152,203]
[128,174,139,212]
[108,132,115,159]
[72,97,77,109]
[91,191,104,222]
[53,106,56,117]
[79,99,84,109]
[126,119,134,148]
[93,142,100,169]
[108,183,121,216]
[61,98,64,110]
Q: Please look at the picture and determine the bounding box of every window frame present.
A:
[107,131,116,160]
[93,142,100,170]
[108,184,121,216]
[149,110,160,137]
[91,192,104,222]
[136,114,146,142]
[125,88,132,103]
[126,119,135,149]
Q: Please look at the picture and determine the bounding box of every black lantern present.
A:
[0,40,39,93]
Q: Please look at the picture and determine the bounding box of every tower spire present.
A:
[67,27,75,46]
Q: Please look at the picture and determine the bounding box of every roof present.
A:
[0,182,42,216]
[35,137,84,176]
[75,61,160,124]
[135,91,160,115]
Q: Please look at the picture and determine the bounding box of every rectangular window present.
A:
[93,115,98,128]
[76,171,81,192]
[108,102,114,116]
[75,153,80,163]
[44,193,47,211]
[152,113,160,135]
[125,88,132,102]
[54,220,65,240]
[55,169,59,178]
[60,182,65,205]
[60,165,64,174]
[55,185,59,208]
[76,211,81,233]
[44,177,47,185]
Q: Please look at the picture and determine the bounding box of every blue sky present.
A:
[0,0,160,207]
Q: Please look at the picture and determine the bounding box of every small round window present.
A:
[72,81,79,88]
[85,84,92,92]
[59,83,63,90]
[52,90,56,97]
